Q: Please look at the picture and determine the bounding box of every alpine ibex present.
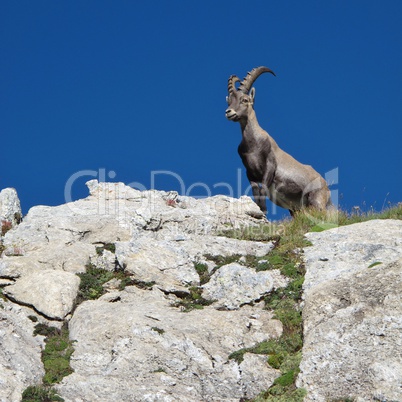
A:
[225,66,331,216]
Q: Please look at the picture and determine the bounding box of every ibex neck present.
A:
[240,111,262,136]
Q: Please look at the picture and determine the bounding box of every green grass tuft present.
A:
[23,323,74,399]
[173,286,215,312]
[227,219,307,399]
[151,326,165,335]
[21,385,64,402]
[218,223,280,242]
[96,243,116,255]
[194,261,210,285]
[76,264,115,302]
[35,323,75,385]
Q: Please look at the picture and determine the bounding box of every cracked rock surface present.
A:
[298,220,402,402]
[0,182,283,401]
[2,183,400,401]
[202,263,288,310]
[0,303,45,402]
[59,287,281,401]
[4,270,80,320]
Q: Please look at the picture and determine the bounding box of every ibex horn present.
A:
[238,66,276,94]
[227,75,240,95]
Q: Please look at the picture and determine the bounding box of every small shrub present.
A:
[33,324,60,338]
[96,243,116,256]
[272,369,297,387]
[253,386,307,402]
[151,326,165,335]
[21,385,64,402]
[76,264,115,302]
[117,275,155,291]
[194,261,210,285]
[173,286,215,312]
[76,263,155,303]
[204,253,241,268]
[32,323,74,386]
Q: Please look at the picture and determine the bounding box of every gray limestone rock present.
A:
[56,286,282,401]
[202,263,288,310]
[0,181,281,401]
[2,180,400,401]
[90,248,116,271]
[302,219,402,294]
[115,235,274,294]
[0,187,22,228]
[298,220,402,402]
[0,303,44,402]
[4,270,80,320]
[240,353,280,400]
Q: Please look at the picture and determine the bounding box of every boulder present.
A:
[202,263,288,310]
[4,270,80,320]
[298,219,402,401]
[0,187,22,230]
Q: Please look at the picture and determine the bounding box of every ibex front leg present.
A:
[249,181,267,213]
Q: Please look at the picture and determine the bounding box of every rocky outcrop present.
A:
[298,219,402,402]
[1,182,401,402]
[0,182,284,401]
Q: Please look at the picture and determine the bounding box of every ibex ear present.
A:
[250,87,256,101]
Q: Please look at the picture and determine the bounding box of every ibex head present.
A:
[225,66,275,122]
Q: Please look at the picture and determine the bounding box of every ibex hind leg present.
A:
[307,188,331,211]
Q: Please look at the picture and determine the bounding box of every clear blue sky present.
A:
[2,1,401,219]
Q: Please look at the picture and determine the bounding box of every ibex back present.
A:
[225,66,331,216]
